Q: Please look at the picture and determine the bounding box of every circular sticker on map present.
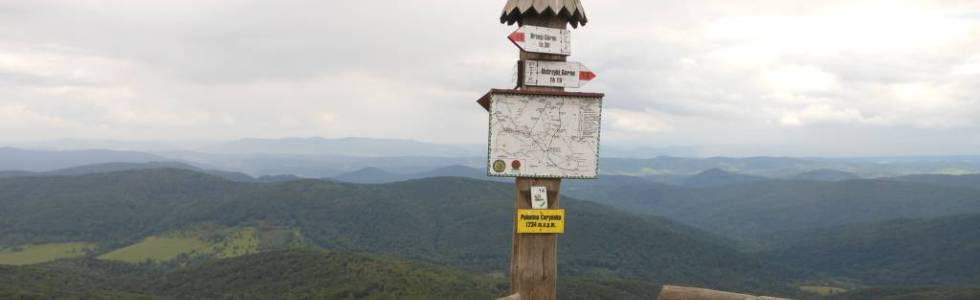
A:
[511,160,522,170]
[492,160,507,173]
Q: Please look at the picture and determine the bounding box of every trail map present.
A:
[488,93,602,178]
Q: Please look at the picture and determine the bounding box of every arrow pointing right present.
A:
[523,60,596,88]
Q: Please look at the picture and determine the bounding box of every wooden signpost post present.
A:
[482,1,599,299]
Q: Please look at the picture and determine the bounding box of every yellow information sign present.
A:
[516,209,565,234]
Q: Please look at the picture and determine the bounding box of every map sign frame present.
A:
[478,89,604,179]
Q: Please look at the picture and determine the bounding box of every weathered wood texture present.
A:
[658,285,794,300]
[506,2,585,299]
[501,0,588,28]
[497,293,522,300]
[512,178,561,300]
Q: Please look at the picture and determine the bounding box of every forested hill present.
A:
[0,168,800,296]
[0,249,505,299]
[565,178,980,242]
[763,213,980,285]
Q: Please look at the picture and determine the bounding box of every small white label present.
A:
[531,186,548,209]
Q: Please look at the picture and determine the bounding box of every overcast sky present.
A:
[1,1,979,156]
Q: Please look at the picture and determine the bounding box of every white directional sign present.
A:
[523,60,596,88]
[508,26,571,56]
[482,89,604,179]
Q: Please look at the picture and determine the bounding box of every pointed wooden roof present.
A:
[501,0,588,28]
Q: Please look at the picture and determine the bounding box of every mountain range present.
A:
[3,142,980,299]
[0,168,801,298]
[7,137,980,179]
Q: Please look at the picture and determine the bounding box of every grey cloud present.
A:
[0,1,978,156]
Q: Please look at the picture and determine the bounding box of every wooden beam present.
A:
[658,285,794,300]
[497,293,522,300]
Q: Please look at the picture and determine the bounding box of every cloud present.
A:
[0,0,978,156]
[605,108,673,133]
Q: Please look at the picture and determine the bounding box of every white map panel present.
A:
[488,93,602,178]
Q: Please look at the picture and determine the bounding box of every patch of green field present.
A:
[98,225,269,263]
[211,227,259,258]
[800,285,848,296]
[99,237,211,263]
[0,242,95,265]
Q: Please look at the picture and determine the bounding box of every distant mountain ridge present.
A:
[202,137,483,157]
[0,161,285,183]
[791,169,860,181]
[682,168,767,188]
[0,147,166,172]
[330,165,508,184]
[7,144,980,180]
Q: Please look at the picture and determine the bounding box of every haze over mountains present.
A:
[2,137,980,299]
[6,137,980,179]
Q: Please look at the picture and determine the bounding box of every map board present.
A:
[481,89,603,179]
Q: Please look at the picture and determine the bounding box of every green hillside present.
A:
[827,287,980,300]
[565,179,980,242]
[0,242,95,265]
[761,214,980,285]
[890,174,980,191]
[1,249,693,299]
[0,249,505,299]
[0,169,245,246]
[0,169,800,296]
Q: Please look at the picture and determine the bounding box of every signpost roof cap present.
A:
[501,0,588,28]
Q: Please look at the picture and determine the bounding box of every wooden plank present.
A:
[497,293,522,300]
[658,285,795,300]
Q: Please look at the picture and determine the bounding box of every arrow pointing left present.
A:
[508,25,571,56]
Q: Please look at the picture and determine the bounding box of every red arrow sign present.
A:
[509,31,526,43]
[524,60,596,88]
[508,26,571,56]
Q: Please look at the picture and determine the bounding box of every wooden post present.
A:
[511,177,561,299]
[498,2,590,299]
[511,11,566,300]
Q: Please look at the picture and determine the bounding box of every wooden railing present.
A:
[658,285,792,300]
[497,285,793,300]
